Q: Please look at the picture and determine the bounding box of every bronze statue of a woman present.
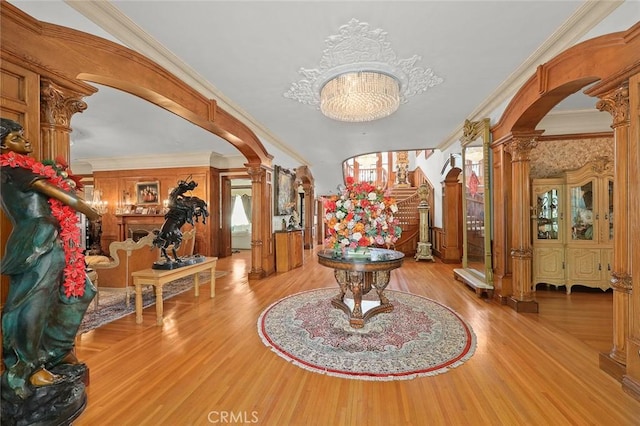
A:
[1,118,99,423]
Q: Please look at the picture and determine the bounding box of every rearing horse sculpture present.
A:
[153,177,209,264]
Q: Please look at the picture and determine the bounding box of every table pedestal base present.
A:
[331,269,393,328]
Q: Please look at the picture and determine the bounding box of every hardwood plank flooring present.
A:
[73,249,640,425]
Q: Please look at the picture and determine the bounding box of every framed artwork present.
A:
[274,165,295,215]
[136,181,160,205]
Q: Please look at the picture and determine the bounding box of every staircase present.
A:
[387,186,421,256]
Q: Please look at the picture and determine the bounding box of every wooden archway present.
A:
[490,22,640,399]
[0,2,276,279]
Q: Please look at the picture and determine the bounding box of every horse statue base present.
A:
[152,254,205,270]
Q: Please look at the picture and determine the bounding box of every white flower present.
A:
[352,232,363,241]
[368,192,377,201]
[390,204,398,213]
[343,199,352,209]
[333,223,342,232]
[335,210,346,220]
[340,238,350,246]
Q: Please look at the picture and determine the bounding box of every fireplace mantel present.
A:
[116,214,166,241]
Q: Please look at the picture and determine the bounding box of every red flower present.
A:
[0,152,86,297]
[55,156,68,169]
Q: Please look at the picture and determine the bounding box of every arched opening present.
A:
[491,22,640,394]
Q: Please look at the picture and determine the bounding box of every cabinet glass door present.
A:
[606,179,614,242]
[569,181,594,241]
[535,188,560,240]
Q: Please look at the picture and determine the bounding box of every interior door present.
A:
[220,177,232,257]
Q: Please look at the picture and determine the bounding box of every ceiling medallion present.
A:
[284,18,444,121]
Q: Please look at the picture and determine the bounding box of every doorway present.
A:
[230,179,252,252]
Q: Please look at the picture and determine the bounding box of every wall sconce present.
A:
[89,190,108,215]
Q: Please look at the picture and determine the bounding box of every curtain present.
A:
[241,194,252,222]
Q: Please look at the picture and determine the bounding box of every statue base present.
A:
[152,254,205,270]
[415,242,434,262]
[1,363,89,426]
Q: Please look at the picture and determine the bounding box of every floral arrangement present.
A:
[323,176,402,251]
[0,152,87,297]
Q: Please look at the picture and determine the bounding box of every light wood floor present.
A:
[74,249,640,425]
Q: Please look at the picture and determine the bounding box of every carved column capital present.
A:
[596,84,629,128]
[610,271,633,293]
[40,78,88,127]
[246,164,265,183]
[505,131,542,162]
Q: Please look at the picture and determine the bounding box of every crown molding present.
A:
[75,151,250,172]
[437,0,623,150]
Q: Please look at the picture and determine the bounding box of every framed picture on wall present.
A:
[136,181,160,205]
[274,165,295,215]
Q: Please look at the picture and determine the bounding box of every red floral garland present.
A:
[0,151,86,297]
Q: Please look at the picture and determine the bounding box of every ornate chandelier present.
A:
[284,19,444,122]
[320,71,400,122]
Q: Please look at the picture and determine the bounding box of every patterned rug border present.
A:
[257,288,477,381]
[79,270,227,334]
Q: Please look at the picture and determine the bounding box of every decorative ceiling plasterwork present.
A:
[284,18,444,108]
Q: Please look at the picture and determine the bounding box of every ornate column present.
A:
[506,131,542,312]
[247,164,269,279]
[415,183,433,261]
[623,72,640,401]
[40,78,88,163]
[596,84,631,374]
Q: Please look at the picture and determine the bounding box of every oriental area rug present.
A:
[78,271,227,334]
[257,288,476,381]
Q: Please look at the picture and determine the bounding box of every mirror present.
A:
[454,118,494,296]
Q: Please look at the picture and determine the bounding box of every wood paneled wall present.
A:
[93,166,220,258]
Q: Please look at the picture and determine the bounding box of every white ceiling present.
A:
[8,1,640,194]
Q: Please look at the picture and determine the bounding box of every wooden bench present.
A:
[131,257,218,325]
